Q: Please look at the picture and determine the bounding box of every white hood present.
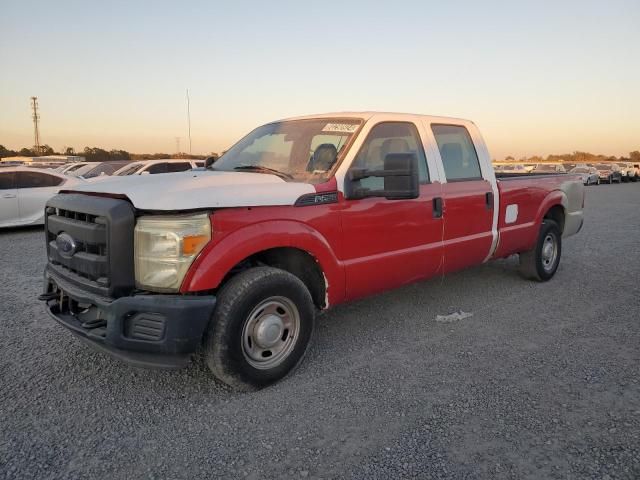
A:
[67,170,316,210]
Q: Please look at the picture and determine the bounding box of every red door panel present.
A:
[340,183,443,301]
[441,180,494,273]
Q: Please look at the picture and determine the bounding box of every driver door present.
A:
[340,122,443,301]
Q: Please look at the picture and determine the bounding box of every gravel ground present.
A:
[1,183,639,479]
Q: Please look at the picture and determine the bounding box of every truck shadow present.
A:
[50,255,525,399]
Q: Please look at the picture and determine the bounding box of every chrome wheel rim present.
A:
[541,233,558,272]
[241,296,300,369]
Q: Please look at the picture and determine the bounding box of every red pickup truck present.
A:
[41,112,584,389]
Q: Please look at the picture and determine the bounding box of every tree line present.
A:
[0,145,216,162]
[1,144,638,164]
[500,151,640,164]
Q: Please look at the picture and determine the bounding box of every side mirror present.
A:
[346,153,419,200]
[382,153,420,199]
[204,156,217,168]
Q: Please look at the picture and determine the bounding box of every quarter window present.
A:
[351,122,429,191]
[432,124,482,181]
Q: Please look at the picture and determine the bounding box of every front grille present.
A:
[45,193,136,298]
[47,208,109,286]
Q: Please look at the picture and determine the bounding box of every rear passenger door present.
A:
[430,124,495,273]
[0,171,19,226]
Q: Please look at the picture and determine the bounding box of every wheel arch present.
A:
[181,220,344,308]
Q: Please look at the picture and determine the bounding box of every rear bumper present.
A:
[41,266,216,369]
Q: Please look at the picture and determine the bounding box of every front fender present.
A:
[180,220,345,305]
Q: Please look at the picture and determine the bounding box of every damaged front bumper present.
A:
[41,266,216,369]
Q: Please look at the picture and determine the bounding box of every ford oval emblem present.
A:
[56,232,77,258]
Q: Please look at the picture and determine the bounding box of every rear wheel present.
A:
[203,267,315,390]
[519,219,562,282]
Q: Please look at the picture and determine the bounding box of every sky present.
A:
[0,0,638,160]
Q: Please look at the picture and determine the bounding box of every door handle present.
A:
[1,193,16,199]
[485,191,494,210]
[433,197,443,218]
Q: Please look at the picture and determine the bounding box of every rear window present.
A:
[431,124,482,181]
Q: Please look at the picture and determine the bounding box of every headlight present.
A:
[134,213,211,292]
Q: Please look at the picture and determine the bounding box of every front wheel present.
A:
[519,219,562,281]
[203,267,315,390]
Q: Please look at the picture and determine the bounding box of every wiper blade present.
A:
[233,165,293,179]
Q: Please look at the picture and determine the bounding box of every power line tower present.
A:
[31,96,41,155]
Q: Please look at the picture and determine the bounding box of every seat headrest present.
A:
[441,143,463,169]
[381,138,410,156]
[310,143,338,172]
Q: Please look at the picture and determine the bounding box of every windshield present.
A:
[116,163,144,176]
[212,118,362,183]
[570,167,589,173]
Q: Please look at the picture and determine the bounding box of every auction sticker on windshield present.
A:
[322,123,359,133]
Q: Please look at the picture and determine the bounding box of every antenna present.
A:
[186,89,192,154]
[175,136,181,154]
[31,96,41,155]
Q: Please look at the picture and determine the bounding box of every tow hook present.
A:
[38,292,58,301]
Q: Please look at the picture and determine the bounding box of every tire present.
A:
[203,267,315,390]
[519,219,562,282]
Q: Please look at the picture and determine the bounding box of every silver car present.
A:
[570,166,599,185]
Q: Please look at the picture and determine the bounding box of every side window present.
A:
[166,162,191,173]
[17,171,63,188]
[0,172,16,189]
[146,163,168,174]
[351,122,429,190]
[431,124,482,181]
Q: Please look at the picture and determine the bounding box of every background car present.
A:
[532,163,567,174]
[496,164,529,174]
[0,167,85,227]
[593,163,622,184]
[113,159,201,176]
[55,162,90,174]
[570,166,600,185]
[67,161,131,179]
[617,162,638,182]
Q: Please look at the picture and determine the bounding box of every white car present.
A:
[617,162,639,182]
[0,167,85,228]
[113,159,202,176]
[56,162,90,174]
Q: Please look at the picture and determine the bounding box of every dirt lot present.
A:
[1,183,639,479]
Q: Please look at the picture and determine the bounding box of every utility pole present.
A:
[175,137,181,154]
[186,89,192,154]
[31,97,41,155]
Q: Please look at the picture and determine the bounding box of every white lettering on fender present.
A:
[505,204,518,224]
